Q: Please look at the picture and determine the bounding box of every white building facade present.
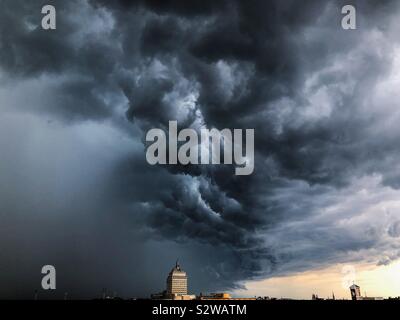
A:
[166,261,188,296]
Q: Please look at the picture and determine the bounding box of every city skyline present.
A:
[152,260,400,301]
[6,259,400,301]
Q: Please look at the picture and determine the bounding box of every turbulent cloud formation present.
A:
[1,0,400,297]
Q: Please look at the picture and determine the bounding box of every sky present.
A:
[1,0,400,299]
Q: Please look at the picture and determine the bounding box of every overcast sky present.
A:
[1,0,400,299]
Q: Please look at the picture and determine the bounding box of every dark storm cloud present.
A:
[2,0,400,297]
[95,0,400,286]
[0,0,124,122]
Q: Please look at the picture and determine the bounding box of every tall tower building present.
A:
[166,261,188,296]
[350,284,361,300]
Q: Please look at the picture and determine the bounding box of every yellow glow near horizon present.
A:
[233,260,400,300]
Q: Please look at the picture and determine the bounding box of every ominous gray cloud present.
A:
[1,0,400,298]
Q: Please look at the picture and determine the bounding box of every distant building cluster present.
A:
[311,293,336,301]
[150,261,399,301]
[151,261,257,301]
[349,284,383,301]
[312,283,387,301]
